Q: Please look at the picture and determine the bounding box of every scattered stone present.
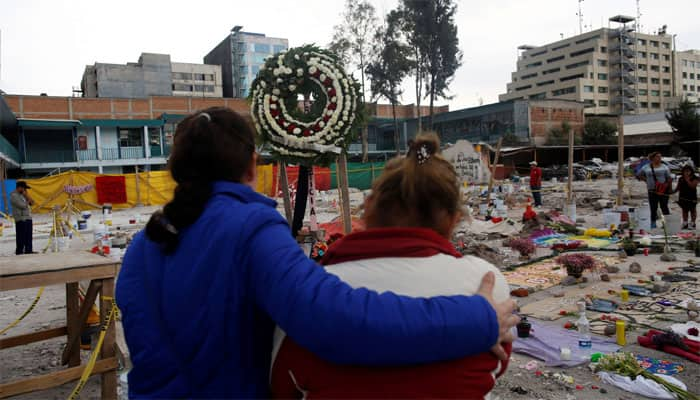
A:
[600,274,610,282]
[660,252,677,262]
[510,386,528,395]
[605,265,620,273]
[600,388,608,394]
[603,325,616,336]
[562,276,578,286]
[618,250,627,259]
[552,291,565,297]
[652,282,670,293]
[629,262,642,273]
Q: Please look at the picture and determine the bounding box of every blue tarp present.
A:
[1,179,16,214]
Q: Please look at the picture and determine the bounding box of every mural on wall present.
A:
[443,140,491,184]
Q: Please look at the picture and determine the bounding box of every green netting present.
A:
[330,162,386,190]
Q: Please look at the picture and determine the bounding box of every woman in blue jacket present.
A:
[116,107,518,398]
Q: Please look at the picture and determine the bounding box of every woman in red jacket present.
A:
[271,133,512,399]
[529,160,543,207]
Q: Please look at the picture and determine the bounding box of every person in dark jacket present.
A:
[675,164,698,230]
[116,107,518,398]
[10,181,35,254]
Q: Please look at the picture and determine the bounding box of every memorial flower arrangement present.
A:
[249,44,364,165]
[508,238,536,257]
[594,352,698,400]
[556,253,597,278]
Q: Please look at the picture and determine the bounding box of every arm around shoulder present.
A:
[243,208,499,365]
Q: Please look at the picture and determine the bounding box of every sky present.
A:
[1,0,698,110]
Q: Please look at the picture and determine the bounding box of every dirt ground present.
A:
[1,177,698,399]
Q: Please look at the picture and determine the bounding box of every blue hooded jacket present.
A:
[116,181,498,398]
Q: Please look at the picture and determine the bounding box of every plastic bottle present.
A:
[577,301,592,349]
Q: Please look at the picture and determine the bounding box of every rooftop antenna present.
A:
[636,0,642,33]
[577,0,584,34]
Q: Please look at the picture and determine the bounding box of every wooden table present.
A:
[0,251,120,399]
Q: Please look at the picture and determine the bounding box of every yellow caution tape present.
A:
[67,297,117,400]
[0,287,45,335]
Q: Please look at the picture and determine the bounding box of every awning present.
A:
[18,118,81,129]
[80,119,164,128]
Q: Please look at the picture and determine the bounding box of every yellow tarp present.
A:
[25,166,275,213]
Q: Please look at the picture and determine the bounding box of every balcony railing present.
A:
[77,149,98,161]
[102,148,120,160]
[120,146,145,159]
[25,150,76,163]
[150,146,162,157]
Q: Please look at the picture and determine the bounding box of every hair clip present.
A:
[198,112,212,122]
[417,144,430,165]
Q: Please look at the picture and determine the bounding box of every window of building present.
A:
[650,53,659,60]
[598,73,608,80]
[640,102,649,108]
[239,88,248,97]
[253,54,267,64]
[531,50,547,57]
[205,74,215,81]
[566,60,589,69]
[650,65,660,72]
[599,99,609,106]
[552,86,576,96]
[638,51,647,58]
[650,40,659,47]
[584,99,596,107]
[683,60,689,67]
[560,73,584,82]
[663,54,670,61]
[172,72,192,80]
[515,85,532,91]
[662,42,670,49]
[590,72,594,78]
[638,77,648,83]
[663,78,671,85]
[193,85,215,93]
[273,45,287,54]
[118,128,143,147]
[598,86,608,93]
[651,78,660,84]
[525,61,543,68]
[251,65,261,75]
[638,64,647,71]
[570,47,595,57]
[691,73,696,79]
[637,38,647,46]
[663,90,671,97]
[552,43,570,51]
[651,102,660,108]
[584,85,594,93]
[639,89,648,95]
[254,43,271,53]
[530,92,547,99]
[692,61,697,68]
[537,80,555,86]
[542,67,560,75]
[651,90,660,96]
[692,85,697,91]
[547,55,565,63]
[172,83,192,91]
[193,73,206,81]
[683,72,688,78]
[521,72,538,80]
[600,46,607,53]
[683,84,688,90]
[597,59,608,67]
[662,66,670,73]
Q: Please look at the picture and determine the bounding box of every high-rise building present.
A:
[499,22,677,115]
[674,49,700,103]
[204,26,288,98]
[81,53,223,98]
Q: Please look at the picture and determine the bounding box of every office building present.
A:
[204,26,288,98]
[499,22,676,115]
[675,50,700,102]
[81,53,223,98]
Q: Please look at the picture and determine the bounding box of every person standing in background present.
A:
[637,152,672,229]
[10,181,35,255]
[675,165,698,230]
[529,161,542,208]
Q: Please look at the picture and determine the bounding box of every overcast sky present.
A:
[1,0,698,110]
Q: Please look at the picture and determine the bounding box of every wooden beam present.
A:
[279,162,293,225]
[486,138,503,205]
[1,265,117,292]
[0,357,118,399]
[337,153,352,234]
[61,280,102,365]
[65,282,81,368]
[100,278,117,399]
[0,326,68,350]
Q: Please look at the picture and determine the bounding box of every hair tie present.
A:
[198,112,211,122]
[416,144,430,165]
[159,215,179,235]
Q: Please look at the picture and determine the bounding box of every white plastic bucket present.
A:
[636,204,651,231]
[568,203,577,222]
